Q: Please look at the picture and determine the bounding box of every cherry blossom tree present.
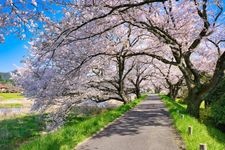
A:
[86,51,135,104]
[74,25,149,103]
[127,57,155,98]
[152,60,184,99]
[14,0,225,118]
[116,0,225,117]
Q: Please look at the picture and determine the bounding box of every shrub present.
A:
[211,93,225,127]
[205,77,225,105]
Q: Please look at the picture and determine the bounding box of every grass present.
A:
[0,115,44,150]
[0,93,24,101]
[0,103,23,108]
[160,95,225,150]
[11,95,147,150]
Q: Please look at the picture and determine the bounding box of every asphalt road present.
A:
[75,95,184,150]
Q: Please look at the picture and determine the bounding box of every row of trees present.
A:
[0,75,4,83]
[2,0,224,118]
[0,74,12,84]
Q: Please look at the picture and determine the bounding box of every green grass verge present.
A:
[18,95,147,150]
[0,115,44,150]
[160,95,225,150]
[0,103,23,108]
[0,93,24,101]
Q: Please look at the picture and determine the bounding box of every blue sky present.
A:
[0,35,28,72]
[0,0,64,73]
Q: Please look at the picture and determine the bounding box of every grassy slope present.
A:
[161,95,225,150]
[0,93,24,101]
[17,95,147,150]
[0,115,43,150]
[0,103,23,108]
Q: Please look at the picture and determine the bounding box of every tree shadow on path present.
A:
[92,95,172,138]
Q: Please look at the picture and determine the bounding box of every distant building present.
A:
[0,84,9,92]
[0,83,21,93]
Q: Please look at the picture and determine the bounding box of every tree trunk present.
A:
[135,85,141,98]
[168,85,180,100]
[119,86,129,104]
[186,100,201,118]
[121,93,129,104]
[168,87,177,100]
[167,77,183,100]
[185,88,203,118]
[154,86,161,93]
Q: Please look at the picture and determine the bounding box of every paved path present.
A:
[75,95,184,150]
